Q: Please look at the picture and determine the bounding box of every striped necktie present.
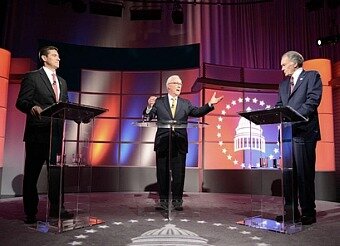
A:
[171,97,177,117]
[52,73,59,102]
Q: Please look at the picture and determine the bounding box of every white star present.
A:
[228,226,238,230]
[227,154,232,160]
[250,236,262,240]
[238,97,243,103]
[233,159,238,165]
[180,219,190,222]
[246,106,252,112]
[216,124,221,130]
[98,225,109,229]
[259,101,265,106]
[240,230,251,234]
[145,218,155,222]
[75,235,88,239]
[197,220,207,224]
[112,222,123,225]
[268,154,274,160]
[252,98,258,103]
[265,105,271,109]
[217,133,221,138]
[218,141,223,146]
[85,229,97,233]
[245,97,251,102]
[128,220,138,223]
[274,148,279,154]
[231,100,236,105]
[222,148,227,154]
[68,241,82,245]
[218,116,223,122]
[241,163,246,168]
[221,110,226,115]
[213,223,223,226]
[226,104,231,109]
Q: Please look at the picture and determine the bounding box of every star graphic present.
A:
[268,154,274,160]
[240,230,251,234]
[250,236,262,240]
[265,105,271,109]
[216,124,221,130]
[218,141,223,146]
[85,229,97,233]
[197,220,207,224]
[246,106,252,111]
[233,159,238,165]
[245,97,250,102]
[221,110,226,115]
[75,235,88,239]
[217,133,221,138]
[231,100,236,105]
[222,148,227,154]
[274,148,279,153]
[68,241,82,245]
[227,154,232,160]
[218,116,223,122]
[228,226,238,230]
[112,222,123,225]
[241,163,246,168]
[128,219,139,223]
[259,101,265,106]
[226,104,231,109]
[238,97,243,103]
[98,225,109,229]
[252,98,258,103]
[213,223,223,226]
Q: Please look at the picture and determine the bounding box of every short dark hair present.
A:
[282,51,304,68]
[38,46,58,63]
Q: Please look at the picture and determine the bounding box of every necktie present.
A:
[290,76,294,94]
[171,97,177,117]
[52,73,59,102]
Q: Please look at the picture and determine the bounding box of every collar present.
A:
[291,68,303,84]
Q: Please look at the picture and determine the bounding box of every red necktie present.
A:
[52,73,59,102]
[290,76,294,94]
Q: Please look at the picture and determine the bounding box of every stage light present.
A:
[317,34,340,46]
[130,6,162,20]
[171,2,184,24]
[89,1,123,17]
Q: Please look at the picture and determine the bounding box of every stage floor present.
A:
[0,192,339,245]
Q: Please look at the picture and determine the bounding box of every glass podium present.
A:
[237,106,307,234]
[39,102,107,233]
[133,119,207,221]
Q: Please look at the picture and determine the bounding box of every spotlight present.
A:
[172,2,184,24]
[89,1,123,17]
[130,6,162,21]
[317,34,340,46]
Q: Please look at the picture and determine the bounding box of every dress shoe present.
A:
[172,199,183,211]
[301,216,316,225]
[24,215,37,224]
[155,199,168,210]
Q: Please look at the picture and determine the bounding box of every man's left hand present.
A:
[209,92,224,106]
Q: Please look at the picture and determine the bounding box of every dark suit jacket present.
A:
[145,95,214,153]
[276,70,322,142]
[16,68,68,143]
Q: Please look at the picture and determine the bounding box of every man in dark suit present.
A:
[276,51,322,225]
[144,75,223,211]
[16,46,69,224]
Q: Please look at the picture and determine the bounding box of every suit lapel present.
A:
[163,96,173,118]
[39,68,56,101]
[290,70,306,96]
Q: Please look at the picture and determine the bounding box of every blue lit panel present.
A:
[81,70,121,93]
[90,143,119,166]
[120,143,140,166]
[121,95,151,118]
[122,72,160,94]
[186,144,198,167]
[121,119,141,142]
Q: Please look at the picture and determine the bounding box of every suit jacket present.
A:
[145,95,214,153]
[16,68,68,143]
[276,70,322,142]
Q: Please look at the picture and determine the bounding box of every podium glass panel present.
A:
[237,107,306,234]
[38,102,107,233]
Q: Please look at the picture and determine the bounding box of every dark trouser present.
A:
[283,139,316,217]
[23,142,63,217]
[156,149,186,201]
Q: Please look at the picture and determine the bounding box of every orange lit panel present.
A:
[90,142,119,166]
[204,142,244,170]
[9,58,35,74]
[92,118,119,142]
[81,70,121,93]
[0,137,3,167]
[0,48,11,78]
[316,142,335,171]
[319,113,334,143]
[205,115,240,142]
[303,59,332,86]
[318,86,333,114]
[205,89,244,116]
[0,108,6,138]
[80,94,120,117]
[0,77,8,108]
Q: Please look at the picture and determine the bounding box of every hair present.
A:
[282,51,304,68]
[166,75,182,86]
[38,46,58,63]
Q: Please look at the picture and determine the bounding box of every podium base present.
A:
[36,216,104,233]
[237,216,302,234]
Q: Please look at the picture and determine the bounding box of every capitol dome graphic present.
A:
[129,223,212,245]
[234,117,265,153]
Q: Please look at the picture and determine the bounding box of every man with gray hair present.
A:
[276,51,322,225]
[144,75,223,211]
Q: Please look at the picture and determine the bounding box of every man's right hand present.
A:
[148,96,157,108]
[30,106,43,119]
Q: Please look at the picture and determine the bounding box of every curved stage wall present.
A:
[1,50,338,202]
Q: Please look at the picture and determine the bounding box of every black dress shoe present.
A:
[24,215,37,224]
[172,199,183,211]
[301,216,316,225]
[155,199,168,210]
